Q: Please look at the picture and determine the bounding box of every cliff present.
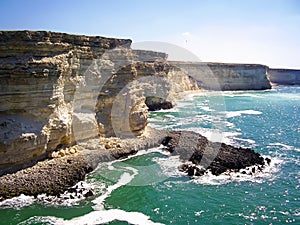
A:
[267,68,300,85]
[170,61,271,90]
[0,31,273,199]
[0,31,198,175]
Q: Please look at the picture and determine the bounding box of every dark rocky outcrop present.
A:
[145,97,173,111]
[161,131,266,176]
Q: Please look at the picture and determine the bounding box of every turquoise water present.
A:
[0,86,299,224]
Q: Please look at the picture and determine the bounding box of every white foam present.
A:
[36,181,96,207]
[183,127,241,144]
[92,166,138,210]
[192,157,283,186]
[153,155,183,178]
[102,147,170,168]
[0,181,96,209]
[268,142,300,152]
[20,210,164,225]
[0,194,34,209]
[233,137,257,148]
[165,114,175,118]
[225,110,262,118]
[194,210,205,216]
[198,105,215,112]
[234,137,256,145]
[222,92,264,99]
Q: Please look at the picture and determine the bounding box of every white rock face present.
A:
[170,61,271,90]
[267,68,300,85]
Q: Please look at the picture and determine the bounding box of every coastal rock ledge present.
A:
[0,128,269,200]
[0,31,270,200]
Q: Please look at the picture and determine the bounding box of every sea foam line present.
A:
[17,159,165,225]
[268,142,300,152]
[92,166,138,210]
[183,127,241,144]
[54,163,164,225]
[19,209,164,225]
[225,110,262,118]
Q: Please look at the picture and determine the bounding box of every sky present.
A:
[0,0,299,68]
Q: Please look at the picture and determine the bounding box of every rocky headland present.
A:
[0,30,198,176]
[0,30,294,200]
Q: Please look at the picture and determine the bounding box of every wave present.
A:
[182,127,241,144]
[0,194,35,210]
[18,209,164,225]
[225,110,262,118]
[152,155,183,178]
[197,105,215,112]
[0,181,96,209]
[92,167,138,210]
[268,142,300,152]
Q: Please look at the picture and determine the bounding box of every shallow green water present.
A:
[0,86,299,225]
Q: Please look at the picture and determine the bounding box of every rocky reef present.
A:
[267,68,300,85]
[170,61,271,90]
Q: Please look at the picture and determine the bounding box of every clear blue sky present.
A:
[0,0,299,68]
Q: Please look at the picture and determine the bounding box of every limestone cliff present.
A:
[0,31,198,175]
[267,68,300,85]
[170,61,271,90]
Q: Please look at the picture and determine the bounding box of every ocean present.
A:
[0,86,299,225]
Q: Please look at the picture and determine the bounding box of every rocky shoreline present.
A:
[0,127,167,200]
[0,127,269,201]
[0,31,273,202]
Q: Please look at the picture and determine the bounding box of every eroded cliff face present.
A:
[267,68,300,85]
[0,31,198,174]
[171,61,271,90]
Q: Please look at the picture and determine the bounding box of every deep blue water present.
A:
[0,86,299,225]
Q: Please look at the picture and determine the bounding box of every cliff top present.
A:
[0,30,132,49]
[170,60,268,68]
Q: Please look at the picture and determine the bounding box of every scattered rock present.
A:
[58,149,66,157]
[49,145,79,159]
[84,190,94,198]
